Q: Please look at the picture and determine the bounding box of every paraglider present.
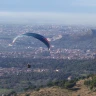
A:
[12,32,51,68]
[12,32,50,50]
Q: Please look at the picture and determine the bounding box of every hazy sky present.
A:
[0,0,96,25]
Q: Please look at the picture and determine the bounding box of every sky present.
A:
[0,0,96,25]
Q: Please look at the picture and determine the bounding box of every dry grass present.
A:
[71,79,96,96]
[18,87,71,96]
[18,79,96,96]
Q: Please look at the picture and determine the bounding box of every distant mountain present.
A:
[52,30,96,49]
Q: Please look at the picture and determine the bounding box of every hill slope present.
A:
[52,31,96,49]
[18,79,96,96]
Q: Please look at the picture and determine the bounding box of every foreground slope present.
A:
[71,79,96,96]
[18,79,96,96]
[18,87,70,96]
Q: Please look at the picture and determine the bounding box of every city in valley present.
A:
[0,24,96,76]
[0,24,96,59]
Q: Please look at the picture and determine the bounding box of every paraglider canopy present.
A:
[12,32,50,50]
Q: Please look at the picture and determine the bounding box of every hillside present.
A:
[18,78,96,96]
[18,87,70,96]
[52,30,96,49]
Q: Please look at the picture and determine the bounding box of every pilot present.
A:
[27,64,31,68]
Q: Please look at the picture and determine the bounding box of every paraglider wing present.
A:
[23,33,50,50]
[12,35,23,44]
[12,33,50,50]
